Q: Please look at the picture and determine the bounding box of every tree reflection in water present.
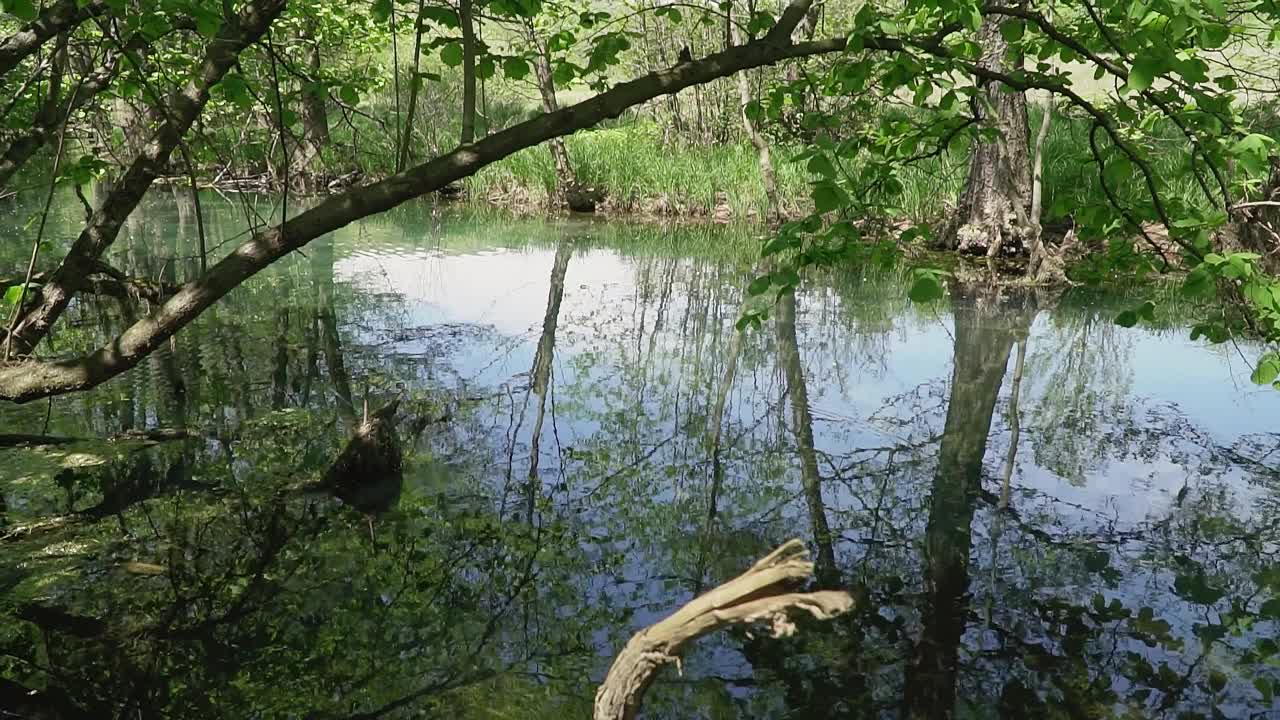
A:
[1,199,1277,719]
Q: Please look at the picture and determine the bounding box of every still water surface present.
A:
[1,192,1278,718]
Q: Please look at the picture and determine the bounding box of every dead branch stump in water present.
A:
[593,539,852,720]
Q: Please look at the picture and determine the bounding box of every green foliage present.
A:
[907,269,947,304]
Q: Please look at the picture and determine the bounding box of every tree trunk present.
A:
[2,0,286,357]
[459,0,477,144]
[729,22,779,221]
[943,13,1032,257]
[295,19,330,190]
[903,286,1035,720]
[527,28,596,211]
[0,0,107,79]
[396,0,428,172]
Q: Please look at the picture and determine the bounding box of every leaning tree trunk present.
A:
[728,21,779,221]
[396,0,427,172]
[944,13,1032,257]
[527,28,597,211]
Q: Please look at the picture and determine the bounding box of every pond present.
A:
[1,190,1278,719]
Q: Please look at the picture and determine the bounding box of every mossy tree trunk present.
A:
[944,12,1032,258]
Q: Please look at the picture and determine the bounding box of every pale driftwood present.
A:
[593,540,852,720]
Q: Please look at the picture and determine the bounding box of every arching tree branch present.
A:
[2,0,287,357]
[0,23,850,402]
[0,0,107,78]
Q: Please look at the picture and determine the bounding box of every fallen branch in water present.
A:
[593,539,852,720]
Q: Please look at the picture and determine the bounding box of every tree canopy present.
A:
[0,0,1279,400]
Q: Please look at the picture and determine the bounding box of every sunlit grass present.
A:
[469,122,809,217]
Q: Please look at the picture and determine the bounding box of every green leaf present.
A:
[1115,309,1139,328]
[964,4,982,31]
[477,56,496,80]
[811,182,848,213]
[552,62,575,86]
[338,84,360,105]
[807,154,837,179]
[1232,134,1275,177]
[371,0,392,23]
[1251,354,1280,385]
[2,284,23,305]
[1182,266,1214,297]
[219,73,253,109]
[1124,53,1161,94]
[440,42,464,67]
[502,57,530,80]
[420,6,459,27]
[191,5,222,36]
[747,275,772,296]
[907,276,944,303]
[3,0,36,22]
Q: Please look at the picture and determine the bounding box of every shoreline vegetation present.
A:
[140,107,1240,224]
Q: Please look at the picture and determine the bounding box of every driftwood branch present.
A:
[593,540,852,720]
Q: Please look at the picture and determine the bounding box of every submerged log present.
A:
[593,540,852,720]
[322,398,404,537]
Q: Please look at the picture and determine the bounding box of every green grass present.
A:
[468,122,809,217]
[465,107,1220,229]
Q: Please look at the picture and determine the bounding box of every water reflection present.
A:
[1,193,1278,719]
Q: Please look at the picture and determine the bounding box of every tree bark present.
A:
[729,23,780,221]
[0,11,841,403]
[0,0,106,79]
[527,29,588,210]
[460,0,478,144]
[295,18,330,190]
[943,12,1032,257]
[0,38,118,188]
[3,0,286,357]
[1238,164,1280,273]
[1025,96,1055,278]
